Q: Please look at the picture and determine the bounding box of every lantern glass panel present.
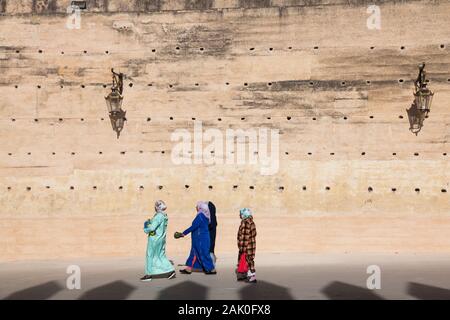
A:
[105,91,123,113]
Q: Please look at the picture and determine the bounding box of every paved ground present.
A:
[1,253,450,300]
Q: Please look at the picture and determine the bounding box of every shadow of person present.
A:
[156,281,208,300]
[238,280,294,300]
[4,280,63,300]
[78,280,135,300]
[407,282,450,300]
[321,281,384,300]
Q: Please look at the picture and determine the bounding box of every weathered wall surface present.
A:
[0,0,449,261]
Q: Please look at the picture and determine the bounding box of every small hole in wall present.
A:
[392,152,397,156]
[103,84,107,88]
[81,85,85,89]
[391,188,397,192]
[37,85,41,89]
[38,50,43,53]
[59,118,63,122]
[208,185,213,190]
[148,83,152,87]
[244,83,248,86]
[161,151,165,154]
[368,186,373,192]
[152,49,156,52]
[70,186,74,190]
[120,151,126,155]
[249,48,255,51]
[278,186,284,191]
[309,81,314,86]
[443,153,447,156]
[302,186,307,191]
[52,152,56,155]
[370,46,375,50]
[192,117,196,121]
[233,185,238,190]
[16,50,20,53]
[287,116,291,120]
[118,186,123,190]
[7,187,11,190]
[341,81,346,86]
[288,46,292,50]
[400,46,405,50]
[34,119,38,122]
[147,117,151,122]
[366,80,371,85]
[313,46,319,50]
[158,185,163,190]
[176,47,180,50]
[308,152,312,155]
[285,152,289,155]
[312,117,316,120]
[80,118,84,121]
[105,50,109,54]
[440,44,445,49]
[98,151,103,155]
[71,152,76,155]
[325,186,330,191]
[199,47,204,51]
[369,115,374,119]
[129,83,133,88]
[225,82,230,85]
[218,118,222,121]
[330,152,335,155]
[139,186,144,190]
[414,152,419,156]
[269,48,273,51]
[399,115,403,119]
[8,153,12,156]
[93,186,97,190]
[398,79,404,83]
[343,116,347,120]
[185,185,189,189]
[11,118,15,122]
[241,117,245,121]
[27,152,31,155]
[268,82,272,86]
[415,188,420,193]
[195,83,199,86]
[139,150,143,154]
[83,50,87,54]
[442,188,447,193]
[249,186,254,190]
[45,185,50,189]
[361,152,366,155]
[15,85,18,89]
[169,84,173,88]
[267,117,271,120]
[27,187,31,191]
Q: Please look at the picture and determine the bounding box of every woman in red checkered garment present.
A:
[236,208,257,283]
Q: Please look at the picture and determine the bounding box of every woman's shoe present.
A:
[179,269,192,274]
[245,275,257,283]
[167,271,176,279]
[140,275,152,282]
[205,270,217,275]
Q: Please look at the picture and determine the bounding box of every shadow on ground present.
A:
[157,280,208,300]
[4,281,64,300]
[78,280,135,300]
[238,280,294,300]
[321,281,384,300]
[407,282,450,300]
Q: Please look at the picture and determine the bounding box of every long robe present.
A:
[208,202,217,254]
[183,213,215,272]
[144,212,174,276]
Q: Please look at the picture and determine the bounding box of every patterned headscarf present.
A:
[240,208,253,219]
[197,201,211,222]
[154,200,167,213]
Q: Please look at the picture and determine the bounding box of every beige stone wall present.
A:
[0,1,449,261]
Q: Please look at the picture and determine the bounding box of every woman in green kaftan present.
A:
[140,200,176,282]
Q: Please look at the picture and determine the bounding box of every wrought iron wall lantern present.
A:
[105,68,127,138]
[407,62,434,135]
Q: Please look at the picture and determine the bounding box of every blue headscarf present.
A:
[240,208,253,219]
